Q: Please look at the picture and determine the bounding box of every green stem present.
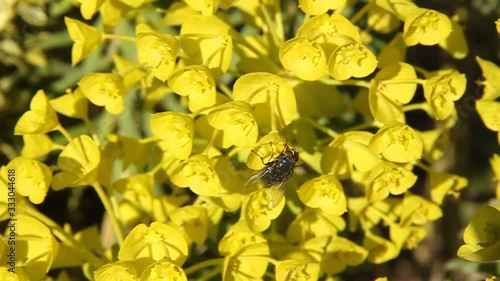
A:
[184,258,224,275]
[350,2,374,24]
[321,78,371,88]
[102,34,136,42]
[196,267,222,281]
[92,182,125,246]
[301,116,339,138]
[380,78,425,85]
[402,102,429,113]
[270,93,277,132]
[26,206,107,268]
[84,117,100,146]
[343,120,380,132]
[218,82,233,99]
[56,125,73,143]
[259,1,281,47]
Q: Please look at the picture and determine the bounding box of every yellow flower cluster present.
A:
[5,0,495,280]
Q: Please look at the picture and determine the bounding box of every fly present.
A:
[245,143,299,208]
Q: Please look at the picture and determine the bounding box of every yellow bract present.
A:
[439,15,469,59]
[367,6,401,34]
[219,222,270,281]
[363,232,399,264]
[136,25,178,82]
[299,0,331,15]
[94,261,137,281]
[369,122,423,163]
[171,154,221,196]
[64,17,102,66]
[78,0,104,19]
[423,70,466,120]
[140,259,188,281]
[297,14,361,57]
[321,131,379,179]
[150,112,194,160]
[457,205,500,262]
[180,15,232,76]
[170,205,208,245]
[207,101,258,149]
[328,43,378,81]
[184,0,219,15]
[429,171,468,204]
[14,90,59,135]
[21,134,58,159]
[168,65,216,112]
[78,73,125,115]
[15,214,59,281]
[403,8,452,46]
[297,174,347,215]
[233,73,297,129]
[366,161,417,202]
[242,189,285,232]
[279,38,327,81]
[276,260,320,281]
[7,157,51,204]
[399,193,442,226]
[52,135,100,190]
[286,208,345,243]
[118,222,189,273]
[369,62,417,123]
[50,88,89,120]
[113,173,154,213]
[320,236,368,274]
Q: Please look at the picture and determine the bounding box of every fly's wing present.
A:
[243,167,271,194]
[266,180,287,209]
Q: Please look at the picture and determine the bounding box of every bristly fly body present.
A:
[245,143,299,208]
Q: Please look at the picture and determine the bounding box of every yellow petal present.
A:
[14,90,59,135]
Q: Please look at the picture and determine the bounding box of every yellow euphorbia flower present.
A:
[286,208,345,243]
[476,100,500,134]
[52,135,100,190]
[77,0,104,19]
[140,258,188,281]
[328,43,378,81]
[297,14,361,57]
[207,101,258,149]
[276,260,320,281]
[170,205,208,245]
[184,0,219,15]
[171,154,221,196]
[369,122,423,163]
[363,232,400,264]
[64,17,102,66]
[299,0,331,15]
[14,90,59,135]
[113,173,154,213]
[374,0,417,20]
[15,214,59,281]
[279,37,327,81]
[369,62,417,124]
[113,55,147,92]
[150,112,194,160]
[457,204,500,262]
[366,161,417,202]
[403,8,452,46]
[321,131,379,179]
[100,0,132,29]
[399,193,442,226]
[423,70,466,120]
[429,171,468,205]
[233,73,297,129]
[7,157,52,204]
[118,222,189,273]
[241,188,285,232]
[94,261,138,281]
[180,15,232,75]
[320,236,368,274]
[168,65,216,112]
[136,24,178,82]
[21,134,58,159]
[50,87,89,120]
[219,221,270,280]
[297,174,347,215]
[367,6,401,34]
[420,129,449,162]
[78,72,125,115]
